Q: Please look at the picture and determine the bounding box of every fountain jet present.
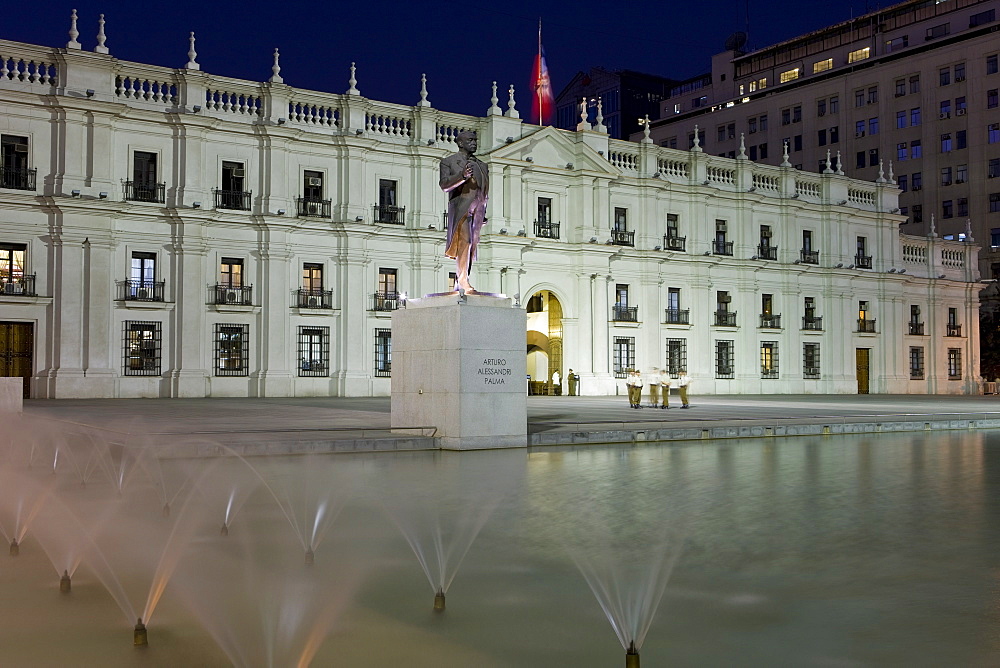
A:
[9,540,18,556]
[304,548,314,566]
[134,618,148,646]
[433,590,446,612]
[220,523,229,537]
[162,504,170,518]
[626,641,640,668]
[60,570,71,593]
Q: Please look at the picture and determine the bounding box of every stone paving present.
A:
[17,393,1000,453]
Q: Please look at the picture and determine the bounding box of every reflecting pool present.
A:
[1,420,999,667]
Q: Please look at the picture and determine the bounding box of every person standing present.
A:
[551,370,561,395]
[646,367,660,407]
[627,370,643,408]
[659,368,672,409]
[677,369,692,408]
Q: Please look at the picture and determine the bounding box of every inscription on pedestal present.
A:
[462,350,522,393]
[478,357,512,386]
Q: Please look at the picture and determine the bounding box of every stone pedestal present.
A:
[391,293,527,449]
[0,378,24,413]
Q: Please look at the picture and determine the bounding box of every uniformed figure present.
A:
[439,130,489,293]
[627,370,644,409]
[647,367,660,407]
[677,369,692,408]
[659,368,672,409]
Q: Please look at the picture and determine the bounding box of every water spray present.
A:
[133,618,148,646]
[220,523,229,537]
[626,641,640,668]
[9,540,18,556]
[433,589,446,612]
[60,570,71,593]
[304,548,314,566]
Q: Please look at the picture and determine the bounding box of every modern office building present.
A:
[0,26,982,399]
[641,0,1000,279]
[554,68,676,139]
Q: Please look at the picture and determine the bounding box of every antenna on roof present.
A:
[724,31,748,54]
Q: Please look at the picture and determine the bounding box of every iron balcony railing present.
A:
[800,249,820,264]
[297,288,333,309]
[213,189,252,211]
[370,291,401,311]
[212,284,253,305]
[123,180,165,203]
[713,240,734,256]
[714,310,737,326]
[0,166,36,191]
[116,279,165,301]
[664,308,690,324]
[374,204,405,225]
[946,323,962,337]
[759,313,782,328]
[612,305,638,322]
[802,316,824,330]
[296,197,331,218]
[909,322,925,335]
[855,254,873,269]
[534,220,560,239]
[611,229,634,247]
[0,274,36,296]
[857,318,877,333]
[663,234,686,251]
[757,244,778,260]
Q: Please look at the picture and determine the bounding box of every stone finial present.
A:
[929,214,938,238]
[823,149,833,174]
[417,73,430,107]
[887,160,896,185]
[691,125,702,152]
[185,32,199,70]
[835,150,844,175]
[876,159,886,184]
[737,132,747,159]
[488,81,501,115]
[594,99,607,133]
[640,115,652,144]
[780,141,792,167]
[269,48,283,84]
[347,62,359,95]
[964,219,974,241]
[505,85,519,119]
[67,9,81,49]
[94,14,108,54]
[576,97,589,131]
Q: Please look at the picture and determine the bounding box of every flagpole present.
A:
[537,17,543,125]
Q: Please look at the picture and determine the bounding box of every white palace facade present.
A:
[0,32,984,399]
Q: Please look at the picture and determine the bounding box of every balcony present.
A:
[855,254,872,269]
[756,244,778,260]
[802,316,823,330]
[213,189,252,211]
[857,318,877,333]
[123,180,165,204]
[374,204,405,225]
[800,249,820,264]
[663,234,686,252]
[0,274,36,296]
[612,305,638,322]
[370,291,401,311]
[296,197,331,218]
[0,166,36,191]
[946,323,962,337]
[212,284,253,305]
[611,229,634,247]
[759,313,782,328]
[116,279,165,301]
[713,240,734,256]
[534,220,560,239]
[714,310,737,326]
[664,308,690,324]
[296,288,333,309]
[909,321,925,335]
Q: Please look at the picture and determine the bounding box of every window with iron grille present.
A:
[909,346,925,379]
[613,336,635,378]
[298,326,329,377]
[761,341,778,378]
[214,323,249,376]
[947,348,961,379]
[715,340,735,379]
[803,343,820,378]
[122,321,161,376]
[374,328,392,377]
[665,338,686,378]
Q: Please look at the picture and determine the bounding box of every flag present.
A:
[532,24,554,125]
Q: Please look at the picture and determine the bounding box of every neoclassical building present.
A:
[0,30,983,399]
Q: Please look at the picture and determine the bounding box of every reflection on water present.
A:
[2,416,1000,667]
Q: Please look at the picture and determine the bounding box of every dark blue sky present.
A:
[5,1,869,116]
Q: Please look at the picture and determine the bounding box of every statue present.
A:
[440,130,489,293]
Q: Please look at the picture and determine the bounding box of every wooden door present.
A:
[0,322,32,398]
[856,348,870,395]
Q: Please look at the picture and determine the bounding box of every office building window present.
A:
[887,36,908,52]
[897,142,908,161]
[780,68,800,83]
[958,198,968,217]
[856,120,865,136]
[989,158,1000,178]
[911,107,921,126]
[941,134,952,152]
[895,79,906,96]
[927,23,950,40]
[855,90,865,107]
[613,337,635,378]
[898,175,907,191]
[909,347,925,379]
[990,193,1000,213]
[913,204,923,223]
[956,96,966,112]
[830,126,839,143]
[122,321,162,376]
[817,99,827,116]
[856,151,865,169]
[910,76,920,93]
[215,324,249,377]
[803,343,820,378]
[298,326,330,377]
[715,340,735,379]
[943,200,953,218]
[955,63,965,81]
[957,130,967,149]
[869,117,879,135]
[818,129,827,146]
[941,167,952,186]
[748,117,757,134]
[896,110,906,129]
[829,97,839,113]
[868,87,878,104]
[940,68,951,86]
[813,59,832,74]
[912,140,922,158]
[988,54,999,75]
[990,124,1000,144]
[869,148,879,167]
[970,9,995,27]
[912,172,922,189]
[848,47,870,63]
[940,99,952,116]
[957,164,967,183]
[990,90,999,109]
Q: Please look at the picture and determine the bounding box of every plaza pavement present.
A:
[17,393,1000,454]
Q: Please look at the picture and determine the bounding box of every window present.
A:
[912,171,922,189]
[792,106,801,123]
[957,130,967,150]
[989,54,999,75]
[813,59,833,74]
[666,213,680,240]
[913,204,923,223]
[748,117,757,134]
[855,90,865,107]
[793,135,802,151]
[926,23,950,40]
[886,36,909,52]
[856,236,868,264]
[219,257,243,288]
[868,87,878,104]
[298,326,329,376]
[947,349,962,379]
[848,47,870,63]
[302,262,323,291]
[613,207,628,232]
[993,228,1000,246]
[759,115,768,131]
[377,179,402,224]
[0,243,26,286]
[613,337,635,378]
[941,167,952,186]
[989,158,1000,178]
[830,126,839,143]
[990,124,1000,144]
[896,110,907,129]
[990,193,1000,213]
[128,151,163,203]
[802,229,813,252]
[131,251,156,286]
[374,328,392,377]
[909,76,920,94]
[828,97,839,114]
[537,197,552,224]
[941,133,952,152]
[869,148,879,167]
[780,68,800,83]
[940,99,952,116]
[898,174,907,191]
[910,347,925,379]
[667,287,681,312]
[715,340,735,379]
[869,118,879,135]
[803,343,820,378]
[955,63,965,82]
[758,143,768,159]
[215,323,249,377]
[911,107,921,126]
[378,267,398,297]
[912,140,922,158]
[956,96,966,112]
[782,108,791,125]
[990,90,999,109]
[379,178,397,207]
[957,164,967,183]
[897,142,908,161]
[856,120,865,137]
[895,79,906,97]
[761,342,778,378]
[687,128,706,149]
[123,321,161,376]
[940,68,951,86]
[970,9,995,27]
[717,125,726,142]
[818,129,827,146]
[0,135,34,190]
[942,200,953,218]
[761,292,773,315]
[817,99,827,116]
[665,339,687,377]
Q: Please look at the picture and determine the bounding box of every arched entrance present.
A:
[525,290,563,395]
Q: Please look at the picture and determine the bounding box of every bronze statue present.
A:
[440,130,489,293]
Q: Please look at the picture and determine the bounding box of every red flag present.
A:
[532,25,554,125]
